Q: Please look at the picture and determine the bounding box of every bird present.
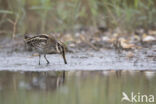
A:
[24,34,67,65]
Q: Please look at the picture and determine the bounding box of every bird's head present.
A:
[24,34,34,42]
[24,34,32,39]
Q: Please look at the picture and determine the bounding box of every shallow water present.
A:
[0,49,155,71]
[0,71,156,104]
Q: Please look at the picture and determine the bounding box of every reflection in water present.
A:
[0,71,156,104]
[0,71,65,91]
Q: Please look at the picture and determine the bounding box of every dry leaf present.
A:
[102,36,110,42]
[61,34,74,42]
[79,34,86,41]
[119,38,135,49]
[148,30,156,35]
[142,34,155,42]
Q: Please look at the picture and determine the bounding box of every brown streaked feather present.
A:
[24,34,67,64]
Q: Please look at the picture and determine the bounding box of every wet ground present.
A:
[0,34,155,71]
[0,47,155,71]
[0,71,156,104]
[0,37,156,104]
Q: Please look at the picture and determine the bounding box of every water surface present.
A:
[0,71,156,104]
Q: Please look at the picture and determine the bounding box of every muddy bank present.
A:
[0,31,155,71]
[0,47,155,71]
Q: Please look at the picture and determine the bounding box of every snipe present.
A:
[24,34,67,65]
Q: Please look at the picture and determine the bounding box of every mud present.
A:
[0,46,155,71]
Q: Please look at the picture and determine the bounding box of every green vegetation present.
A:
[0,0,156,36]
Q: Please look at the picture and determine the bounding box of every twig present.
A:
[7,16,18,40]
[80,35,98,51]
[12,17,17,40]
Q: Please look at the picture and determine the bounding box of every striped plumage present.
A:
[24,34,67,65]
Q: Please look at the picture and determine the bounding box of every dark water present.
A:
[0,71,156,104]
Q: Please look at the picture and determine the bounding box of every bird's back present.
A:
[25,34,57,53]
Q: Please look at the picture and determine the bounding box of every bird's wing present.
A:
[27,37,47,49]
[36,41,47,49]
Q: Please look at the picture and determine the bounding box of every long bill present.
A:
[62,47,67,64]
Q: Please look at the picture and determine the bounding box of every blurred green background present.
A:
[0,0,156,36]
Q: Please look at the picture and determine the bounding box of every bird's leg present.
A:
[44,54,50,64]
[39,54,41,65]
